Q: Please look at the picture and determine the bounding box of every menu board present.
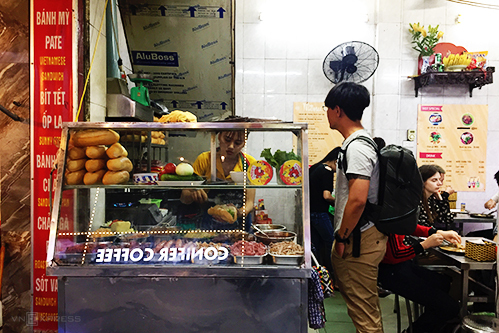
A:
[416,104,488,192]
[293,102,344,165]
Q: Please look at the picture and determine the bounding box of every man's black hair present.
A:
[495,170,499,187]
[324,82,370,121]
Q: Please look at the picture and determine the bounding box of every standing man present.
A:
[325,82,387,332]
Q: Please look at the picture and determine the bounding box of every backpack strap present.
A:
[339,135,383,257]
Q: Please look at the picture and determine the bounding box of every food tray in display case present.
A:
[46,121,312,277]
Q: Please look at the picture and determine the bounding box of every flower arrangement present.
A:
[409,23,444,57]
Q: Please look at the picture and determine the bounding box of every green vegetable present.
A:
[260,148,301,170]
[160,173,203,181]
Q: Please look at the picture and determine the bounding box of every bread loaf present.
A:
[102,170,130,185]
[86,145,107,159]
[106,142,128,159]
[66,169,86,185]
[66,158,87,172]
[85,159,107,172]
[107,157,133,172]
[72,129,120,147]
[68,147,86,160]
[83,169,107,185]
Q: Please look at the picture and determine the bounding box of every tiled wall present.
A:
[235,0,499,214]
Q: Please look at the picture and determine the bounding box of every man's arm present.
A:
[337,175,370,239]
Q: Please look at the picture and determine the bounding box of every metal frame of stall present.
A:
[46,121,312,332]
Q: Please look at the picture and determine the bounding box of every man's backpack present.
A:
[341,136,423,236]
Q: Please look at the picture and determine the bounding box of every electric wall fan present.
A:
[323,41,379,84]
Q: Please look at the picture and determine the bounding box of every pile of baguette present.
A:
[66,129,133,185]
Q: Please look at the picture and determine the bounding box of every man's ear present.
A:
[333,105,342,117]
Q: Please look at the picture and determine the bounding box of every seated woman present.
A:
[378,164,461,333]
[430,164,456,230]
[180,123,256,229]
[417,165,454,230]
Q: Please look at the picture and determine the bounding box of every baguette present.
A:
[68,147,86,160]
[83,169,107,185]
[66,169,86,185]
[107,157,133,172]
[66,158,87,172]
[72,129,120,147]
[102,170,130,185]
[106,142,128,159]
[85,159,107,172]
[86,145,107,159]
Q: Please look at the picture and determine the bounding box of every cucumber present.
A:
[160,173,203,181]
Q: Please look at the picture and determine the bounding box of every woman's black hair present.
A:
[418,164,441,224]
[309,147,341,174]
[495,170,499,187]
[373,137,386,150]
[324,82,370,121]
[432,164,445,175]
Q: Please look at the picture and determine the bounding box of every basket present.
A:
[464,240,497,262]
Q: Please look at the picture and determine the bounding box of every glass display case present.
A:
[47,121,311,271]
[46,121,311,332]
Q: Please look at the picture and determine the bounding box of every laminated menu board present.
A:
[293,102,344,165]
[416,104,488,192]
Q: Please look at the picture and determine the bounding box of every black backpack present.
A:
[340,136,423,246]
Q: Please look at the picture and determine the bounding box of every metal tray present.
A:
[270,254,303,265]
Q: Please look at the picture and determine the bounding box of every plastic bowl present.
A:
[230,171,246,184]
[254,231,297,245]
[133,173,158,184]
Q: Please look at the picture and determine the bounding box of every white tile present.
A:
[487,99,499,131]
[264,60,286,94]
[307,60,332,97]
[402,2,424,25]
[398,96,419,129]
[286,60,308,94]
[243,0,266,23]
[373,95,399,130]
[264,26,287,59]
[286,29,308,60]
[376,23,401,60]
[423,6,445,25]
[243,59,264,94]
[243,24,265,59]
[235,93,244,115]
[235,0,244,24]
[374,59,401,95]
[378,0,401,23]
[235,23,244,59]
[242,93,264,117]
[443,85,469,97]
[285,94,308,122]
[264,94,287,120]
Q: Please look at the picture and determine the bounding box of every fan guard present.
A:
[323,41,379,84]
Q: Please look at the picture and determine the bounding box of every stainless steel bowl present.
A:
[254,231,296,245]
[233,254,265,265]
[254,224,286,231]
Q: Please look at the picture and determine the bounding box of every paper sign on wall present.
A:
[416,104,488,192]
[293,102,344,165]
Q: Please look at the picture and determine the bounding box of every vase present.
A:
[418,54,435,75]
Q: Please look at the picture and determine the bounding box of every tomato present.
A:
[163,162,177,174]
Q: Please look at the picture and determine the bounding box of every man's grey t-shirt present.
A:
[333,129,379,233]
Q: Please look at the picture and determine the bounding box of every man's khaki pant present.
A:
[331,227,388,333]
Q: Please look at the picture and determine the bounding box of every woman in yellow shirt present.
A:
[180,130,256,225]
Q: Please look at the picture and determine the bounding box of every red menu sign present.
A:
[31,0,74,330]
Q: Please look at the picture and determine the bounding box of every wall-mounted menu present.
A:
[417,104,488,192]
[293,102,344,165]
